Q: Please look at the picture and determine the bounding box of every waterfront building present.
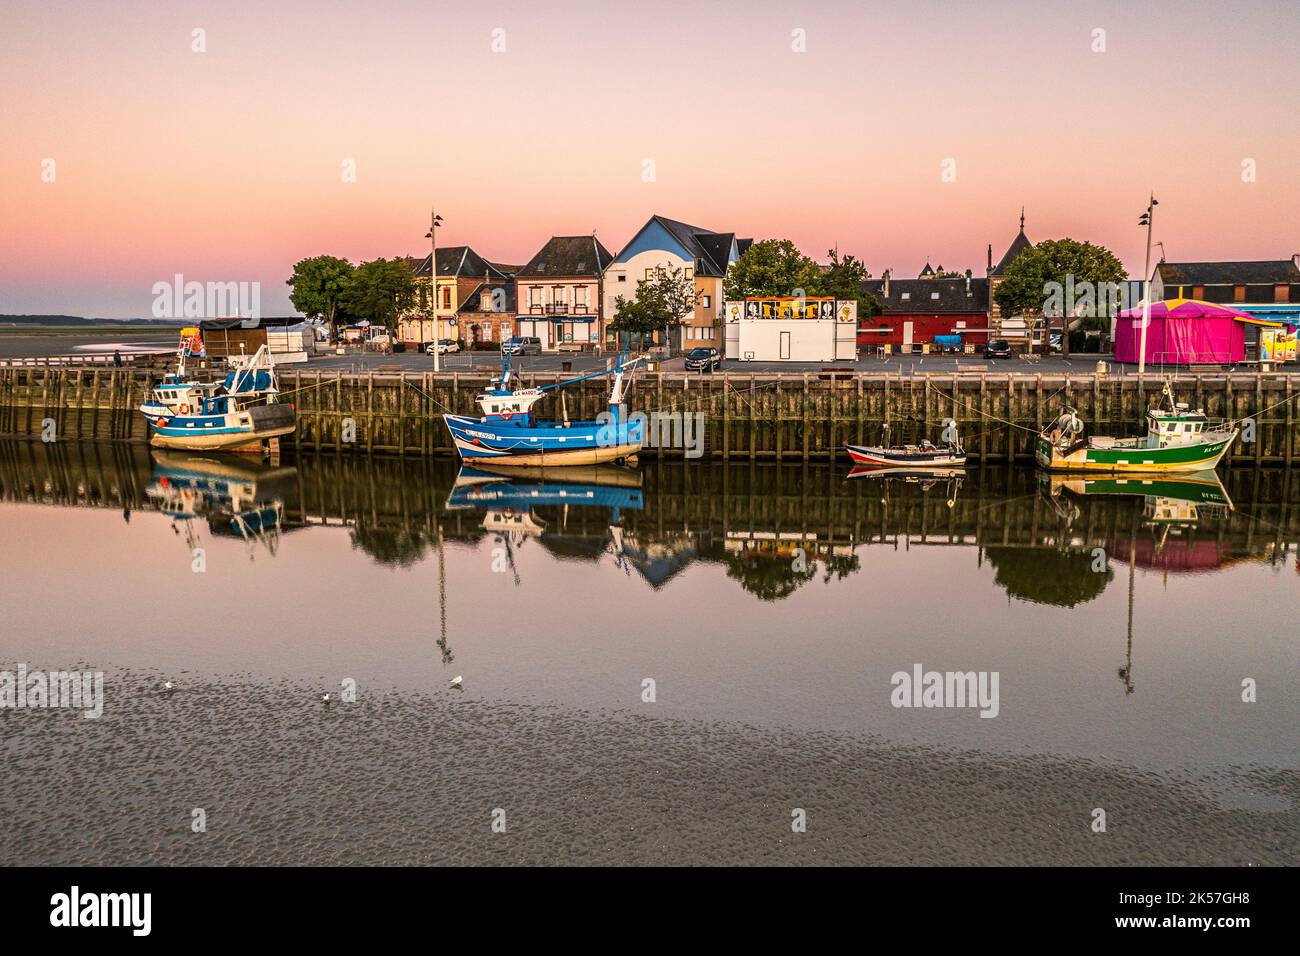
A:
[858,269,991,351]
[722,296,857,362]
[399,247,511,349]
[602,215,750,352]
[1152,258,1300,360]
[456,277,518,349]
[987,211,1035,342]
[514,236,614,351]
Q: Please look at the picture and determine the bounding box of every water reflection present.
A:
[2,441,1298,606]
[146,450,297,559]
[446,464,643,583]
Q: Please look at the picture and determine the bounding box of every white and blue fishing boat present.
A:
[443,352,644,466]
[141,346,296,452]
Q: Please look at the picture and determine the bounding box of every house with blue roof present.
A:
[602,214,751,352]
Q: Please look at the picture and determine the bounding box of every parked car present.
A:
[502,336,542,356]
[426,339,459,355]
[982,339,1012,359]
[684,347,722,372]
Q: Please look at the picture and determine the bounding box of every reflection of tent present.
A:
[1113,298,1282,364]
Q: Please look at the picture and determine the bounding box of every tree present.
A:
[343,257,416,327]
[610,266,698,349]
[723,239,822,300]
[992,238,1125,358]
[287,255,355,341]
[819,248,881,320]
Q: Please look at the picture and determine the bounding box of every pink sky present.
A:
[2,0,1297,317]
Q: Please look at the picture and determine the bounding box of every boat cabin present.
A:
[1146,403,1208,447]
[475,387,546,423]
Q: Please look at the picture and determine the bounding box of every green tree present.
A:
[287,255,355,341]
[723,239,822,300]
[819,248,881,320]
[992,238,1125,358]
[343,257,416,327]
[610,266,698,349]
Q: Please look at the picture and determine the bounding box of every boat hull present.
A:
[1035,429,1237,473]
[444,413,642,466]
[147,404,296,452]
[844,443,966,467]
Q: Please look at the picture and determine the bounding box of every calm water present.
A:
[1,441,1296,864]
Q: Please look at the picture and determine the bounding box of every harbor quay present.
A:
[2,364,1299,465]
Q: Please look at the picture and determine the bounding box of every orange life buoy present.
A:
[156,417,167,427]
[500,411,514,420]
[179,403,190,414]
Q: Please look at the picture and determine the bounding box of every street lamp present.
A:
[426,210,444,372]
[1137,195,1158,377]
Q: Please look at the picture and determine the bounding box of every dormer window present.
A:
[901,292,911,300]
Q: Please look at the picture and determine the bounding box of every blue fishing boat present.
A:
[141,346,296,452]
[442,353,644,466]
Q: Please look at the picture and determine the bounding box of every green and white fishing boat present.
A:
[1036,384,1237,473]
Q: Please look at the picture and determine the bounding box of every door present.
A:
[779,331,791,360]
[903,321,914,352]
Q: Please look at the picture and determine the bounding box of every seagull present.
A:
[322,692,332,708]
[449,676,463,690]
[163,680,174,697]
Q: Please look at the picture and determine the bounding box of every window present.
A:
[683,267,693,280]
[1233,285,1246,302]
[529,286,543,307]
[574,286,589,307]
[701,295,712,308]
[931,292,940,300]
[480,291,492,310]
[617,274,627,283]
[901,292,911,300]
[439,286,451,309]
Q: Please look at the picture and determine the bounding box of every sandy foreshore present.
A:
[1,669,1294,866]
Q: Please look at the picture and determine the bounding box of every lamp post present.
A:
[1137,194,1158,377]
[426,210,444,372]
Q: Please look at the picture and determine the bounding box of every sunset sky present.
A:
[2,0,1297,317]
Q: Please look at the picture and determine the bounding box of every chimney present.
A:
[965,269,971,293]
[987,244,993,273]
[883,269,891,299]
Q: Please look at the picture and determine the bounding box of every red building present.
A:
[858,267,992,350]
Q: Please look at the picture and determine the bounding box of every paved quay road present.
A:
[301,348,1118,376]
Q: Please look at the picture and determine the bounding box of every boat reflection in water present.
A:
[846,464,964,508]
[146,450,298,558]
[1041,468,1237,695]
[1042,470,1235,573]
[445,464,644,582]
